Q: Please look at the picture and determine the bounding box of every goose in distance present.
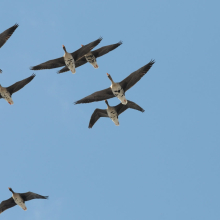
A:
[0,187,48,214]
[0,23,19,73]
[30,37,103,73]
[0,74,35,105]
[75,60,155,105]
[89,99,145,128]
[58,41,122,73]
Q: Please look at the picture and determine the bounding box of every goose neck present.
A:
[8,188,14,194]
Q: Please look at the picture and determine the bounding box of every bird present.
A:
[30,37,103,73]
[62,45,76,74]
[0,187,48,214]
[0,74,35,105]
[57,41,122,73]
[0,23,19,73]
[89,99,145,128]
[75,60,155,105]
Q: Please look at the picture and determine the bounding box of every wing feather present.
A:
[0,24,18,48]
[20,192,48,201]
[6,74,36,95]
[74,88,114,104]
[114,100,145,115]
[0,197,16,214]
[30,57,65,70]
[89,109,108,128]
[119,60,155,92]
[71,37,102,61]
[92,41,122,58]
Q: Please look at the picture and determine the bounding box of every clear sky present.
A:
[0,0,220,219]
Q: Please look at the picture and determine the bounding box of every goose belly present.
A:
[111,85,127,105]
[64,55,75,74]
[0,90,14,105]
[13,195,27,211]
[107,108,119,126]
[85,54,98,69]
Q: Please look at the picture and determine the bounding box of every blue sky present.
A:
[0,0,220,219]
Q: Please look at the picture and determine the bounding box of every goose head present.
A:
[106,73,114,83]
[8,187,14,193]
[62,45,67,53]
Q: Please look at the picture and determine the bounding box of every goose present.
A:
[57,41,122,73]
[0,74,35,105]
[75,60,155,105]
[62,45,75,74]
[0,187,48,214]
[30,37,102,73]
[89,99,144,128]
[0,23,19,73]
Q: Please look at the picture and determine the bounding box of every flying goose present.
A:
[0,74,35,105]
[75,60,155,105]
[89,100,144,128]
[30,37,103,73]
[58,41,122,73]
[0,187,48,214]
[0,24,19,73]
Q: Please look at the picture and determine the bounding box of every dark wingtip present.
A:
[88,124,92,129]
[32,73,36,77]
[29,66,34,70]
[118,40,123,45]
[45,196,49,199]
[14,23,19,28]
[141,109,145,113]
[150,59,155,65]
[0,69,2,73]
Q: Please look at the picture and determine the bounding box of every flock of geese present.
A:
[0,23,155,214]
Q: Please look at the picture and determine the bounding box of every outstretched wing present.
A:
[0,197,16,214]
[119,60,155,92]
[89,109,108,128]
[6,74,36,95]
[31,37,102,71]
[114,100,145,115]
[57,59,87,74]
[58,41,121,74]
[74,88,114,104]
[71,37,102,61]
[20,192,48,202]
[0,23,18,48]
[92,41,122,58]
[30,57,65,70]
